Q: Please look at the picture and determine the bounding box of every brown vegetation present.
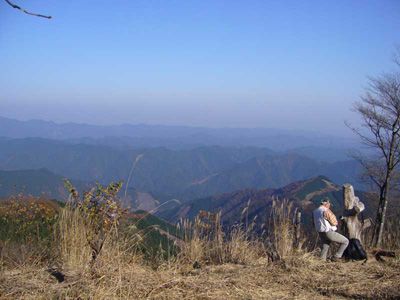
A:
[0,195,399,299]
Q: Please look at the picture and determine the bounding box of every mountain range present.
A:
[0,116,358,151]
[0,137,363,204]
[0,116,369,213]
[158,176,375,230]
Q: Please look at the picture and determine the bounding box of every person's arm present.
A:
[324,209,338,226]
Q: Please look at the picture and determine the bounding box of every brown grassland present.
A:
[0,195,399,299]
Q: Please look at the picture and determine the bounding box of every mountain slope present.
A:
[179,154,362,200]
[159,176,371,230]
[0,169,76,199]
[0,138,276,197]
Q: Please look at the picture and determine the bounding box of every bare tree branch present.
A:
[348,47,400,247]
[4,0,52,19]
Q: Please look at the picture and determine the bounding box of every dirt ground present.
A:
[1,254,399,299]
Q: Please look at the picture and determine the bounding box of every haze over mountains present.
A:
[0,116,364,208]
[0,116,357,151]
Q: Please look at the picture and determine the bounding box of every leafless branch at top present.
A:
[4,0,52,19]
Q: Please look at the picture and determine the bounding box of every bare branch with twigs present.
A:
[347,48,400,248]
[4,0,52,19]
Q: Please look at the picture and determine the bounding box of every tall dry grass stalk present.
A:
[56,205,91,270]
[177,218,205,264]
[226,225,263,264]
[267,198,298,258]
[177,210,264,266]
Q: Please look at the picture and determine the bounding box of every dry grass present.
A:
[1,199,399,299]
[177,211,264,266]
[57,207,91,271]
[268,199,297,258]
[1,252,399,299]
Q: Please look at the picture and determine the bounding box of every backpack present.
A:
[343,238,367,260]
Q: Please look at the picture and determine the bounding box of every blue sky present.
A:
[0,0,399,135]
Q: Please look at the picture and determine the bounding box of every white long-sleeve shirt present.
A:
[313,206,337,233]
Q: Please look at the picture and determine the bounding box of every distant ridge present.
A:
[0,116,358,150]
[158,176,373,230]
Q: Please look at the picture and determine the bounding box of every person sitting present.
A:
[313,199,349,262]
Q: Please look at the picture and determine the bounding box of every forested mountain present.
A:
[0,137,362,205]
[179,154,361,201]
[0,117,365,207]
[0,169,87,199]
[158,176,373,229]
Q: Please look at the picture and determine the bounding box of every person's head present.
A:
[320,198,331,209]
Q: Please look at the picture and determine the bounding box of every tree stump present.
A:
[342,184,397,262]
[342,184,371,242]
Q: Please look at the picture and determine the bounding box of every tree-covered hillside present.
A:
[0,138,362,204]
[159,176,373,230]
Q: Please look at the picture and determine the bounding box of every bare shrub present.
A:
[60,180,126,269]
[382,216,400,249]
[367,214,400,250]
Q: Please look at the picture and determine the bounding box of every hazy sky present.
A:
[1,0,399,135]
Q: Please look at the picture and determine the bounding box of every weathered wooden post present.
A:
[342,184,397,262]
[342,184,372,260]
[342,184,371,242]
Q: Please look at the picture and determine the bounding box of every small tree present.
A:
[65,180,126,264]
[350,49,400,247]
